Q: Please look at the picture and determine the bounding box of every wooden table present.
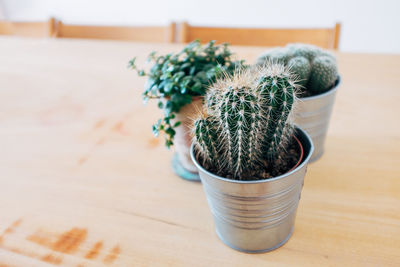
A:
[0,37,399,266]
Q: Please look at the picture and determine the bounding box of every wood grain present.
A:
[179,22,341,49]
[0,37,399,266]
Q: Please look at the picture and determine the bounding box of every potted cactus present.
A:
[190,63,314,252]
[256,43,340,161]
[130,40,244,180]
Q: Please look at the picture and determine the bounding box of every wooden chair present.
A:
[179,22,341,49]
[0,18,55,37]
[55,22,176,43]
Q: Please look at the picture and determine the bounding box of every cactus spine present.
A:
[193,64,298,180]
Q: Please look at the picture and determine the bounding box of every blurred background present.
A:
[0,0,399,53]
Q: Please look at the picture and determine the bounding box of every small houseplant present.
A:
[256,43,340,161]
[130,40,244,180]
[190,63,314,252]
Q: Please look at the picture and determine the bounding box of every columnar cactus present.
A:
[257,68,296,159]
[219,85,262,176]
[256,43,338,95]
[193,116,220,168]
[193,64,298,179]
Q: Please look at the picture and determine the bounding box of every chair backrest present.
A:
[0,18,55,37]
[179,22,341,49]
[55,22,176,43]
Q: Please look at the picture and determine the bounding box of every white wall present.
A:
[1,0,399,54]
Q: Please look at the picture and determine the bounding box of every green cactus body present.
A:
[256,44,338,95]
[193,64,298,180]
[256,47,292,66]
[287,43,320,61]
[288,57,311,87]
[205,86,221,115]
[258,73,295,158]
[308,56,338,94]
[193,116,220,168]
[218,86,262,177]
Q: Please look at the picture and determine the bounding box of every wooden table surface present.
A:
[0,37,399,266]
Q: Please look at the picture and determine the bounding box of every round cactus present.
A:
[256,47,292,66]
[308,56,338,94]
[288,56,311,87]
[287,43,320,61]
[256,43,338,95]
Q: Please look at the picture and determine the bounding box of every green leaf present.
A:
[182,76,192,87]
[173,121,181,127]
[180,62,191,69]
[164,101,172,116]
[152,128,159,137]
[165,139,173,148]
[158,80,166,91]
[160,72,172,80]
[147,51,157,62]
[128,58,137,69]
[165,127,176,136]
[191,82,203,94]
[152,120,161,136]
[196,71,208,82]
[206,68,216,79]
[151,85,159,95]
[167,65,175,72]
[189,66,196,75]
[164,83,174,93]
[173,71,185,83]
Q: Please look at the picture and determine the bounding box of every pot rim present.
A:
[287,135,304,172]
[190,126,314,184]
[299,75,341,101]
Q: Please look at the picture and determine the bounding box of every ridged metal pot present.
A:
[295,78,340,162]
[190,127,313,253]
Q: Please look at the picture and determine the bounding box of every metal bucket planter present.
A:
[190,127,314,253]
[294,77,340,162]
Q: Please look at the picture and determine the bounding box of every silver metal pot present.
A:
[190,127,313,253]
[295,78,340,162]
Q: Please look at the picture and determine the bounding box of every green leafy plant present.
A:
[193,63,298,180]
[129,40,245,148]
[256,43,338,96]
